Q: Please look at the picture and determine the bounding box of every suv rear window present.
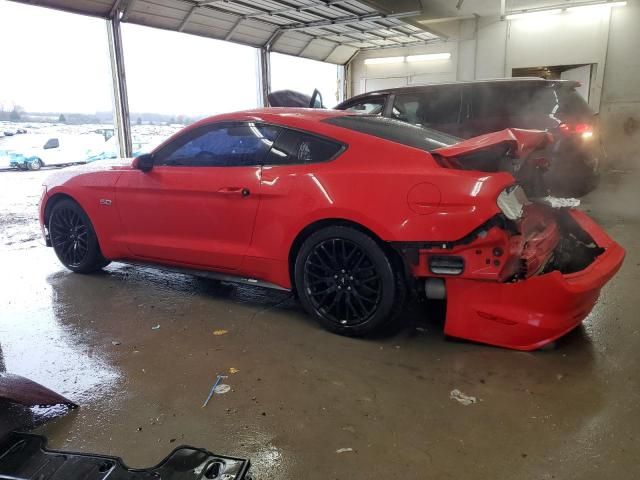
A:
[323,115,459,152]
[471,83,593,118]
[556,87,593,116]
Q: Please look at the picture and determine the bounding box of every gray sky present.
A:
[0,1,338,116]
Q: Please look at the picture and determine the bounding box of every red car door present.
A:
[115,122,280,271]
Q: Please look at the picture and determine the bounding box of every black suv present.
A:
[336,79,600,196]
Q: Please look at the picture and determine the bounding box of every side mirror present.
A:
[134,153,154,172]
[309,89,324,109]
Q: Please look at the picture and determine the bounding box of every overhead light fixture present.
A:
[567,1,627,12]
[506,1,626,20]
[505,8,562,20]
[364,56,405,65]
[406,53,451,62]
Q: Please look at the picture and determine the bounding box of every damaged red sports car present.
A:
[39,109,625,350]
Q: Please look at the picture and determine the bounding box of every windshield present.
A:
[323,115,460,152]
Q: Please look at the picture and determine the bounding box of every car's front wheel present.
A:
[49,199,110,273]
[294,226,406,336]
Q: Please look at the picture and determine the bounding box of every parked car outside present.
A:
[336,78,600,196]
[39,109,623,350]
[4,133,106,170]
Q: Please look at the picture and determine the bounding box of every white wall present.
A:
[350,9,612,110]
[599,1,640,169]
[349,43,459,96]
[347,4,640,167]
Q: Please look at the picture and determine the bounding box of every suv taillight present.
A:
[558,122,594,139]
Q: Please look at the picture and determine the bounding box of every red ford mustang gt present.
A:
[39,108,624,350]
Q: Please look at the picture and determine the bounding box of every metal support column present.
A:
[257,47,271,108]
[337,64,346,104]
[107,15,132,158]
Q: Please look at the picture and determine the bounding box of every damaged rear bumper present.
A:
[443,210,624,350]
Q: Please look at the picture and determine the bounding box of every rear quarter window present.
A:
[264,128,344,165]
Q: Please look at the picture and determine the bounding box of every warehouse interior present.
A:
[1,0,639,479]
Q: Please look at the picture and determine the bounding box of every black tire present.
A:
[48,199,110,273]
[27,158,43,171]
[294,226,406,336]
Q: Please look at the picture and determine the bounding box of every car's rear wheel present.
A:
[49,199,110,273]
[294,226,406,336]
[27,158,43,171]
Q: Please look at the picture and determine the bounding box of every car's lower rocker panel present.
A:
[118,260,291,291]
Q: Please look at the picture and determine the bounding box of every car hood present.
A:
[43,157,135,189]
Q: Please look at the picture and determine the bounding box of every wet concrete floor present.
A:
[0,167,639,479]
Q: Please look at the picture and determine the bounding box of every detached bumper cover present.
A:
[0,432,251,480]
[444,210,625,351]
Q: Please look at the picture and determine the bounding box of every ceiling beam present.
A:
[323,43,342,61]
[280,10,421,31]
[310,25,429,45]
[120,0,136,21]
[224,16,244,40]
[178,4,198,31]
[108,0,124,19]
[297,37,316,56]
[358,37,439,50]
[224,0,353,20]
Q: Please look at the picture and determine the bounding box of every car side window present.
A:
[471,85,558,119]
[155,123,280,167]
[343,98,385,115]
[43,138,59,149]
[264,128,343,165]
[391,96,420,124]
[392,88,463,127]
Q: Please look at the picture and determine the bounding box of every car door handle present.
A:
[217,187,250,197]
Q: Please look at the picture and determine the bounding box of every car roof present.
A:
[343,78,580,101]
[150,108,358,152]
[186,107,353,129]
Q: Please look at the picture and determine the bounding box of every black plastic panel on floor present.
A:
[0,432,251,479]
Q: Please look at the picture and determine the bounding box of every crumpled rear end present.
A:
[443,209,624,350]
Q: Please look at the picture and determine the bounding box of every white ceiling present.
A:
[10,0,609,64]
[11,0,440,64]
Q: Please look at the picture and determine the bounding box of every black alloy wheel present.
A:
[295,226,406,336]
[304,238,382,327]
[49,199,110,273]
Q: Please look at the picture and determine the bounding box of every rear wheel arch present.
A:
[288,218,408,293]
